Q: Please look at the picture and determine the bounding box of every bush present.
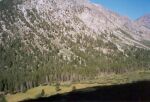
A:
[41,89,45,96]
[72,86,76,91]
[55,83,61,92]
[36,89,45,98]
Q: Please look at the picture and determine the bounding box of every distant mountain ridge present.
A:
[136,14,150,29]
[134,14,150,42]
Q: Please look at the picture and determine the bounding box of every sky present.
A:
[91,0,150,20]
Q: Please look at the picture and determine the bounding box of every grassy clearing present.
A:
[5,70,150,102]
[5,83,99,102]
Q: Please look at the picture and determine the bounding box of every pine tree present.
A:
[55,83,61,92]
[41,89,45,97]
[72,86,76,91]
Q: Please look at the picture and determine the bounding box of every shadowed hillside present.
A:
[23,81,150,102]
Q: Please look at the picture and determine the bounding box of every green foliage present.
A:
[72,86,76,91]
[35,89,45,98]
[0,33,150,94]
[0,95,6,102]
[41,89,45,97]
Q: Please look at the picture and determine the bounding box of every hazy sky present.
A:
[91,0,150,20]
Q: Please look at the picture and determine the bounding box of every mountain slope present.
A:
[0,0,150,93]
[134,14,150,47]
[136,14,150,29]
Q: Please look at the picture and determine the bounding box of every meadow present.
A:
[5,70,150,102]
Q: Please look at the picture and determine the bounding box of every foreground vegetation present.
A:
[5,70,150,102]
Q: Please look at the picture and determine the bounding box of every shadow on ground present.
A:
[23,81,150,102]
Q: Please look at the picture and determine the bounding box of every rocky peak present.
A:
[136,14,150,29]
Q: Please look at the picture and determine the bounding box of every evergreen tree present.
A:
[55,83,61,92]
[72,86,76,91]
[41,89,45,97]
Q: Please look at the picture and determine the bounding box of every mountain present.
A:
[135,14,150,46]
[136,14,150,29]
[0,0,150,93]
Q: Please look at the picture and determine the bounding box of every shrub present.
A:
[41,89,45,96]
[72,86,76,91]
[55,83,61,92]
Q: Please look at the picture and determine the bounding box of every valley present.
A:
[5,70,150,102]
[0,0,150,102]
